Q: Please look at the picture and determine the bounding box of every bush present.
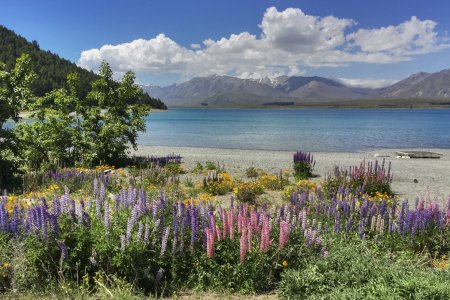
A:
[322,160,393,198]
[258,172,288,191]
[202,171,233,195]
[293,151,315,180]
[234,181,264,203]
[16,62,150,170]
[245,167,259,179]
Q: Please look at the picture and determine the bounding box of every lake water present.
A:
[138,108,450,152]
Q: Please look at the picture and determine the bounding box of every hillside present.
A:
[144,70,450,107]
[0,25,166,109]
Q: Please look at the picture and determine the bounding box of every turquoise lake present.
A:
[138,108,450,152]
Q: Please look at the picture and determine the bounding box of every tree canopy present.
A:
[17,62,151,169]
[0,54,35,188]
[0,25,166,109]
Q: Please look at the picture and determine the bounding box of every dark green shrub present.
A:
[293,151,315,180]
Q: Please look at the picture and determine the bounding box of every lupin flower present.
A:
[216,225,222,241]
[259,214,270,252]
[144,223,150,245]
[57,240,68,260]
[222,209,228,239]
[104,200,110,236]
[137,222,143,241]
[247,226,253,251]
[334,211,340,234]
[205,228,215,258]
[240,228,247,263]
[190,207,198,253]
[228,208,235,241]
[279,221,290,249]
[161,226,171,255]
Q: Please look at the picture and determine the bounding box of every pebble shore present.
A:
[134,146,450,206]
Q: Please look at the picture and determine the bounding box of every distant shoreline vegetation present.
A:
[168,98,450,109]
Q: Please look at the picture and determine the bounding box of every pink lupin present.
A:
[247,226,252,252]
[222,209,228,239]
[229,208,235,241]
[279,221,290,249]
[240,227,247,263]
[216,225,222,241]
[251,210,257,230]
[210,215,216,240]
[259,214,270,252]
[206,228,215,258]
[237,214,242,233]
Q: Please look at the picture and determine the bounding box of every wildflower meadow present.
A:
[0,153,449,299]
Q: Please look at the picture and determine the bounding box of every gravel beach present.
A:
[134,146,450,205]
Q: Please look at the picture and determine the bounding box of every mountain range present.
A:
[143,69,450,107]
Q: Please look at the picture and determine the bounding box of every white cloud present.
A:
[347,16,446,56]
[339,78,399,89]
[78,7,449,84]
[260,7,354,52]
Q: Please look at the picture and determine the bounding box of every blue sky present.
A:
[1,0,450,87]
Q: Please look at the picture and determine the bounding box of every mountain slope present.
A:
[380,70,450,98]
[0,25,167,109]
[145,75,378,106]
[146,69,450,107]
[144,75,288,106]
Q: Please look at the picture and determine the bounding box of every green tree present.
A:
[82,62,150,165]
[0,54,35,188]
[16,73,84,169]
[17,61,150,169]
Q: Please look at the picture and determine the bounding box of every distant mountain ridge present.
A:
[143,69,450,107]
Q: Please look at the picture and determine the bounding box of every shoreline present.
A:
[133,145,450,205]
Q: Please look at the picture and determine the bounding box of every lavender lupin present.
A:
[161,226,171,255]
[57,241,68,260]
[137,222,143,241]
[144,223,150,245]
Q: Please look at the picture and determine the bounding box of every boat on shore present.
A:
[395,151,443,159]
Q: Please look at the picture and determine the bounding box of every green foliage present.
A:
[163,162,185,176]
[234,181,264,203]
[0,25,166,109]
[0,25,96,97]
[278,238,450,299]
[202,172,233,195]
[205,161,224,172]
[16,62,151,169]
[293,161,313,180]
[0,53,35,188]
[245,167,259,179]
[192,162,204,173]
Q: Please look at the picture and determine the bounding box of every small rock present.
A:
[413,179,418,183]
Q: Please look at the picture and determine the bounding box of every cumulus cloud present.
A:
[347,16,446,55]
[78,7,449,84]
